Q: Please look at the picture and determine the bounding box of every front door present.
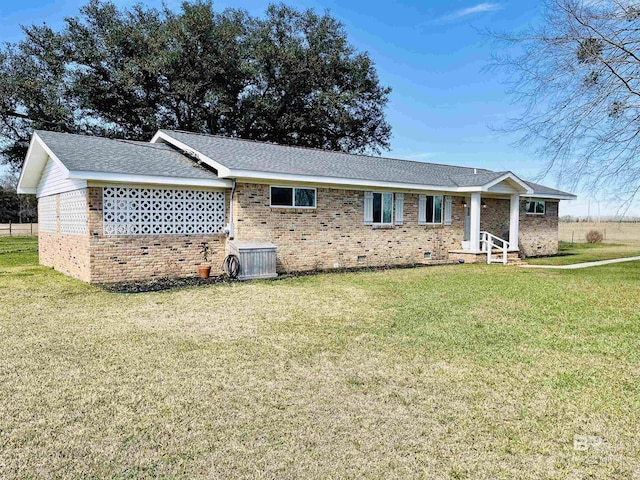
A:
[463,204,470,242]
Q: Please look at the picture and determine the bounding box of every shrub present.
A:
[585,230,604,243]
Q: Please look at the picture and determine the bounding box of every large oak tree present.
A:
[0,1,391,172]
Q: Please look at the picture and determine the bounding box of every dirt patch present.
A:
[99,275,236,293]
[99,262,455,293]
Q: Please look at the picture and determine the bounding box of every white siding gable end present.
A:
[36,157,87,198]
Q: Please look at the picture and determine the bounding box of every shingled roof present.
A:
[18,129,576,199]
[35,131,218,180]
[154,130,575,198]
[156,130,504,188]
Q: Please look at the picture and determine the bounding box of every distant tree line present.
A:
[0,173,37,223]
[560,215,640,223]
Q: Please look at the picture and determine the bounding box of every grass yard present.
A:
[1,237,639,479]
[524,241,640,266]
[559,221,640,244]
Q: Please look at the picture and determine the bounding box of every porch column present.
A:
[509,194,519,251]
[470,191,481,253]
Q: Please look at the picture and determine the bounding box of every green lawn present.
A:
[524,241,640,266]
[1,237,639,479]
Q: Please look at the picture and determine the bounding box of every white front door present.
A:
[462,203,471,249]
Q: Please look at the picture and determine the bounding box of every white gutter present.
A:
[222,169,506,193]
[523,193,578,201]
[225,179,236,239]
[69,171,232,188]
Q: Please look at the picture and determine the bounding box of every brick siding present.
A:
[86,187,228,283]
[38,194,91,282]
[38,184,559,283]
[477,197,559,257]
[519,200,559,257]
[232,183,464,272]
[38,187,228,283]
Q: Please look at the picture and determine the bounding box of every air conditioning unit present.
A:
[228,241,277,280]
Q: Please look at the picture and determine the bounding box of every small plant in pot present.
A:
[199,242,212,279]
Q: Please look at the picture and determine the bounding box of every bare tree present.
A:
[490,0,640,208]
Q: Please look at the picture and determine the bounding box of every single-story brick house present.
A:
[17,129,576,283]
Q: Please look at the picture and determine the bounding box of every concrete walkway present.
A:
[521,256,640,269]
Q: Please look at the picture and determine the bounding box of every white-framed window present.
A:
[270,186,316,208]
[364,192,403,226]
[525,200,545,215]
[372,192,394,224]
[419,195,443,224]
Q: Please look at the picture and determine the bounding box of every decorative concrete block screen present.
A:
[102,187,225,235]
[39,195,57,233]
[60,189,87,235]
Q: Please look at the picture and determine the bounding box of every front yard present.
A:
[1,237,639,479]
[524,241,640,266]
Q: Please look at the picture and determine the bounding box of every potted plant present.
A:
[199,242,212,279]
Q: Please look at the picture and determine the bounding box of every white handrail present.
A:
[480,231,508,264]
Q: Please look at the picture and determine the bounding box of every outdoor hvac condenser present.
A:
[228,241,278,280]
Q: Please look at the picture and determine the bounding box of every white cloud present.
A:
[441,2,502,21]
[402,152,438,161]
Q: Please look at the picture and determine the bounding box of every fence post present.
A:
[31,222,33,236]
[571,231,574,244]
[8,221,11,237]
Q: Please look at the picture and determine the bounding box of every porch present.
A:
[449,175,528,264]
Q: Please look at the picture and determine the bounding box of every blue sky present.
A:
[0,0,629,216]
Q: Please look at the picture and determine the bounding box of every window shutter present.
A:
[418,194,427,225]
[394,193,404,225]
[364,191,373,225]
[444,195,452,225]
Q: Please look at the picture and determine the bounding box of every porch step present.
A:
[507,252,524,265]
[448,249,523,265]
[487,251,523,265]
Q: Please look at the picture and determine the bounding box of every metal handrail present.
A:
[480,231,508,264]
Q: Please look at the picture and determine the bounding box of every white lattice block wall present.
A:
[39,196,57,233]
[60,189,87,235]
[102,187,225,236]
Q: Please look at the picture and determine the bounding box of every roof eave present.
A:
[526,192,577,201]
[17,132,71,194]
[226,168,485,192]
[70,171,232,188]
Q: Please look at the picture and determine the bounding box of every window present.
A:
[419,195,443,224]
[270,186,316,208]
[525,200,545,215]
[372,192,393,224]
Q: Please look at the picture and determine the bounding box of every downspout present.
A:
[226,178,236,239]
